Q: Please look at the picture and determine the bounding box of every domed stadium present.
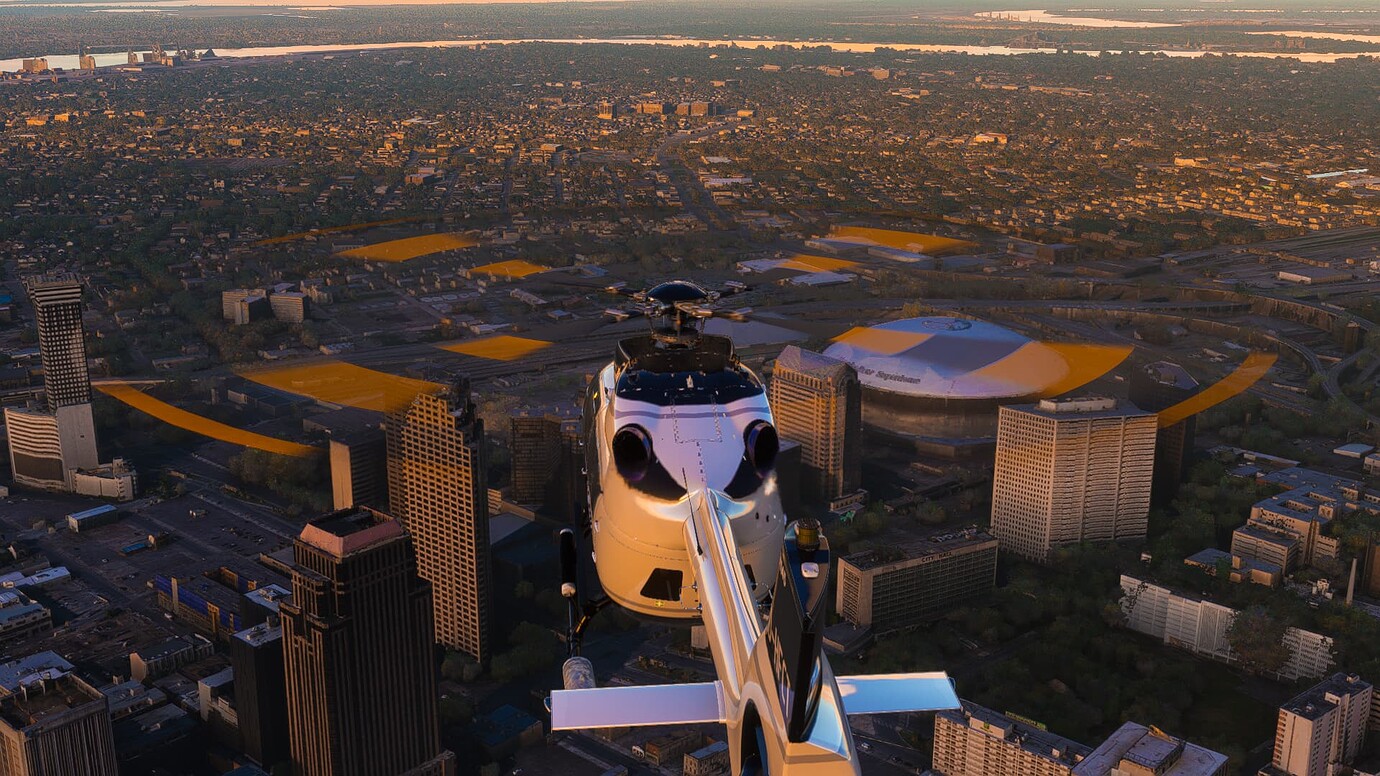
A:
[822,317,1128,457]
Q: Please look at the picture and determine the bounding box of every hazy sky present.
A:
[0,0,639,6]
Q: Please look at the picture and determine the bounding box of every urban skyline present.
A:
[0,0,1377,774]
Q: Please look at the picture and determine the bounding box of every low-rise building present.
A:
[684,740,730,776]
[641,732,703,768]
[71,459,137,502]
[129,636,214,683]
[1120,575,1333,681]
[0,592,51,644]
[836,527,997,634]
[1073,722,1227,775]
[1184,548,1282,587]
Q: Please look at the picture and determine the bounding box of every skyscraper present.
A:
[5,275,99,492]
[232,619,289,769]
[30,276,91,412]
[768,346,861,501]
[386,380,490,661]
[991,397,1156,564]
[1128,361,1200,505]
[508,409,582,521]
[0,672,118,776]
[328,430,387,511]
[279,507,454,776]
[509,411,564,505]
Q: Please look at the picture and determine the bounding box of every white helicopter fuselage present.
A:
[585,335,784,621]
[554,324,959,776]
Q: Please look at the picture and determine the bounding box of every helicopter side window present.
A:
[640,568,684,602]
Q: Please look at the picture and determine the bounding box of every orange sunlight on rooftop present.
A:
[830,225,978,255]
[242,361,442,414]
[336,232,478,262]
[778,254,859,273]
[96,383,318,457]
[469,260,549,279]
[440,335,553,362]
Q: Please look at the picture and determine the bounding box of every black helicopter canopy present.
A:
[645,280,711,305]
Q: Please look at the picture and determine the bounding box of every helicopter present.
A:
[548,280,960,776]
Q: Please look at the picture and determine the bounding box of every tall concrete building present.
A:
[328,430,387,511]
[1262,673,1372,776]
[5,276,100,492]
[508,409,583,522]
[836,527,997,634]
[1128,361,1200,505]
[509,410,566,505]
[768,346,861,501]
[992,397,1156,563]
[0,672,118,776]
[386,381,491,661]
[279,508,455,776]
[232,619,289,769]
[933,701,1091,776]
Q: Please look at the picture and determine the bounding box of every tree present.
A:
[441,651,480,683]
[438,697,474,727]
[1226,606,1291,674]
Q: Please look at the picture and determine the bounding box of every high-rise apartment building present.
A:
[5,276,100,492]
[232,619,289,769]
[29,276,90,411]
[768,346,861,501]
[1262,673,1372,776]
[836,527,997,634]
[279,507,454,776]
[1128,361,1200,505]
[991,397,1156,563]
[386,380,490,661]
[933,701,1090,776]
[328,430,387,511]
[0,672,118,776]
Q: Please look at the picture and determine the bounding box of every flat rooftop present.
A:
[0,674,101,730]
[1142,361,1199,391]
[1281,673,1372,722]
[0,651,73,692]
[1073,722,1227,776]
[843,527,997,571]
[234,621,282,649]
[1018,396,1152,421]
[299,507,403,557]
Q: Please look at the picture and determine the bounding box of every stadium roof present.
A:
[824,317,1119,400]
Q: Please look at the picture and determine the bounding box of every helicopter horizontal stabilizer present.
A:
[550,681,726,730]
[835,672,960,716]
